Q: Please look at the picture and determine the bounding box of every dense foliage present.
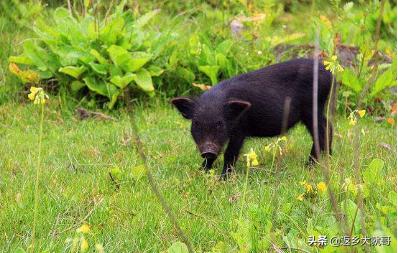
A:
[0,1,396,252]
[5,0,396,113]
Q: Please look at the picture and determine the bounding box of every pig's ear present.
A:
[170,97,196,119]
[224,100,251,120]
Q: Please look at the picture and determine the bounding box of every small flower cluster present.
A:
[244,148,259,167]
[323,55,344,74]
[348,109,366,126]
[264,136,287,155]
[297,181,327,201]
[342,177,366,196]
[28,87,49,105]
[65,224,104,253]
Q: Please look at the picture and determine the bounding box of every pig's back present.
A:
[219,58,332,136]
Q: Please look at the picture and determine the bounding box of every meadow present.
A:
[0,0,396,252]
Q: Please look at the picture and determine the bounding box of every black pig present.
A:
[171,58,332,179]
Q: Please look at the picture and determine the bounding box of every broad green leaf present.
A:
[59,66,86,78]
[131,165,146,181]
[168,50,179,67]
[363,158,384,185]
[71,80,85,92]
[128,52,152,72]
[38,70,53,79]
[148,65,163,76]
[53,8,84,45]
[23,40,48,71]
[51,46,93,66]
[109,166,122,181]
[341,68,362,93]
[198,65,219,85]
[88,62,108,75]
[133,69,154,92]
[108,90,121,109]
[340,199,361,234]
[200,44,216,65]
[167,241,189,253]
[9,55,33,65]
[14,248,26,253]
[107,45,130,69]
[83,77,117,98]
[110,73,136,89]
[109,65,123,77]
[108,46,151,72]
[100,15,125,45]
[135,9,159,28]
[90,49,107,64]
[53,8,70,21]
[176,67,195,83]
[216,40,233,55]
[370,68,396,97]
[216,53,228,69]
[33,19,60,41]
[188,35,201,56]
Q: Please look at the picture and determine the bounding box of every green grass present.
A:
[0,100,396,252]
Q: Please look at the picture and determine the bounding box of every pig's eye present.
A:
[215,121,223,129]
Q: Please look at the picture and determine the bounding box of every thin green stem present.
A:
[31,103,44,252]
[271,150,276,172]
[239,164,250,220]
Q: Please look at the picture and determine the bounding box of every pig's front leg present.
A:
[202,157,216,171]
[221,135,245,179]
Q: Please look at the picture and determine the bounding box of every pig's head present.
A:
[171,97,251,159]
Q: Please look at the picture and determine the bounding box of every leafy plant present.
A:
[9,5,164,108]
[167,34,237,86]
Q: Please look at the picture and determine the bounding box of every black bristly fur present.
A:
[171,58,333,179]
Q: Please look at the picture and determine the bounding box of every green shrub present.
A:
[9,5,165,108]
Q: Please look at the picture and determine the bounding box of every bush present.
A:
[9,4,165,108]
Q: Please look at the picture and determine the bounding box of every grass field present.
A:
[0,0,396,252]
[0,99,396,252]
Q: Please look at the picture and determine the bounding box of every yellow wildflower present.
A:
[324,55,344,74]
[264,144,272,152]
[245,148,259,167]
[320,15,332,29]
[80,237,89,252]
[317,182,327,193]
[297,193,304,201]
[95,244,105,253]
[387,117,395,125]
[300,181,314,193]
[278,136,287,142]
[28,86,49,105]
[358,110,366,118]
[304,183,313,193]
[76,224,90,234]
[348,112,357,126]
[343,177,358,195]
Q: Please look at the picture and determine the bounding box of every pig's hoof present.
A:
[220,168,233,180]
[201,166,211,172]
[220,173,229,181]
[306,156,318,167]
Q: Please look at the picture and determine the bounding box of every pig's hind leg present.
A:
[303,113,333,164]
[221,134,246,179]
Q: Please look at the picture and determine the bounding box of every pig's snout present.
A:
[200,142,219,159]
